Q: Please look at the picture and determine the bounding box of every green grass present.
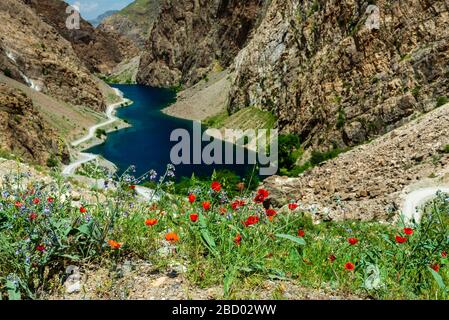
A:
[1,164,448,300]
[204,107,277,131]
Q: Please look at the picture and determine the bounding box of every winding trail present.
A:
[61,89,157,202]
[401,186,449,224]
[62,88,128,176]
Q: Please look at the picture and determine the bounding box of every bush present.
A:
[46,155,59,168]
[436,96,449,108]
[2,68,12,77]
[95,128,107,139]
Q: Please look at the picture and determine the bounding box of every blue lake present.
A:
[87,84,262,181]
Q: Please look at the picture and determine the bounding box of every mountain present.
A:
[99,0,162,48]
[0,0,128,166]
[137,0,266,88]
[137,0,449,152]
[228,0,449,150]
[24,0,139,75]
[0,0,106,111]
[88,10,119,27]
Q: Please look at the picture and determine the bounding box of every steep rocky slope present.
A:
[137,0,267,87]
[264,103,449,222]
[24,0,138,75]
[0,83,69,165]
[99,0,162,49]
[0,0,106,111]
[229,0,449,149]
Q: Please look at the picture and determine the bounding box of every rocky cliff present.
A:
[99,0,162,49]
[0,83,69,165]
[24,0,139,74]
[229,0,449,149]
[137,0,267,87]
[0,0,106,111]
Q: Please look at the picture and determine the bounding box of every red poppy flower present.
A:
[234,234,242,246]
[165,232,180,243]
[431,264,440,273]
[145,218,158,226]
[29,212,37,221]
[265,209,277,217]
[288,203,299,210]
[108,240,121,249]
[404,228,414,235]
[211,181,221,192]
[80,206,87,214]
[188,194,196,203]
[15,201,23,208]
[47,197,54,203]
[129,185,136,190]
[329,254,336,263]
[348,238,358,245]
[298,230,305,237]
[202,201,211,211]
[254,189,269,203]
[36,245,46,252]
[395,236,407,244]
[189,213,199,222]
[442,251,447,258]
[344,262,355,271]
[32,198,40,205]
[244,215,259,227]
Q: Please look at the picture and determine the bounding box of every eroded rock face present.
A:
[137,0,266,87]
[24,0,139,75]
[228,0,449,149]
[0,83,69,165]
[0,0,105,111]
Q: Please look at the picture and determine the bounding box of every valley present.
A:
[1,0,449,301]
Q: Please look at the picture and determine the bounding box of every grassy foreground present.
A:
[0,165,448,300]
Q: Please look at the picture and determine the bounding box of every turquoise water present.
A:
[87,84,259,180]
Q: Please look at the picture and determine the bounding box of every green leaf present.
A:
[428,267,447,290]
[275,233,306,246]
[199,215,218,256]
[6,278,21,300]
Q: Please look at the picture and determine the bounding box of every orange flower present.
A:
[431,264,440,273]
[202,201,211,211]
[108,240,121,250]
[288,203,299,210]
[219,207,227,215]
[80,206,87,213]
[348,237,358,245]
[32,198,40,205]
[395,236,407,244]
[145,218,158,226]
[165,232,180,243]
[188,194,196,203]
[298,229,305,237]
[404,228,414,235]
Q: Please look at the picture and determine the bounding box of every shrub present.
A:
[436,96,449,108]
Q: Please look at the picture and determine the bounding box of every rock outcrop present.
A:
[99,0,162,49]
[228,0,449,149]
[137,0,266,87]
[24,0,139,74]
[0,83,69,165]
[264,103,449,222]
[0,0,106,111]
